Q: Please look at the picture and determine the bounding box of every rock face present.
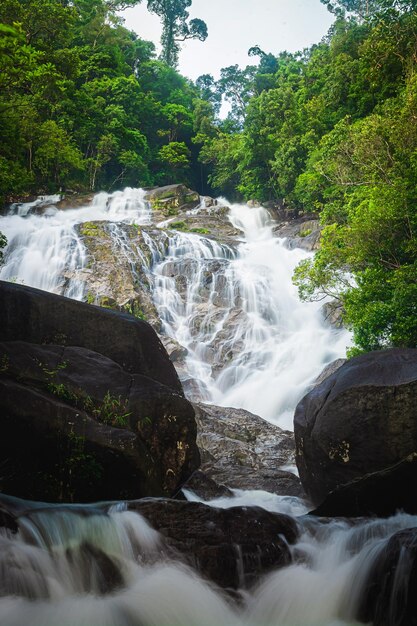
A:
[193,403,303,497]
[0,281,199,502]
[75,221,162,331]
[273,217,322,251]
[311,453,417,517]
[321,300,345,329]
[358,527,417,626]
[145,184,200,220]
[130,498,298,589]
[294,349,417,508]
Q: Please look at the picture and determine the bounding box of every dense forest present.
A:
[1,0,417,353]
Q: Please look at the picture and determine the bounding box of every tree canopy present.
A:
[0,0,211,201]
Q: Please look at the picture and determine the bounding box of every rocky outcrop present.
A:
[274,218,322,251]
[145,184,200,220]
[294,349,417,509]
[312,358,346,386]
[130,498,298,589]
[321,300,345,329]
[163,206,242,245]
[358,527,417,626]
[75,221,162,331]
[0,282,199,502]
[0,280,178,390]
[193,403,303,497]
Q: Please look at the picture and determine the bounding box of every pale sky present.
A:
[121,0,335,81]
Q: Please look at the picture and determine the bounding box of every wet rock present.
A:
[130,498,298,589]
[160,335,188,362]
[180,470,232,500]
[313,358,346,386]
[0,507,18,534]
[75,221,161,332]
[0,283,199,502]
[321,300,345,329]
[55,193,95,210]
[194,403,303,497]
[294,348,417,508]
[311,453,417,517]
[66,542,124,595]
[358,527,417,626]
[145,185,200,220]
[274,218,322,251]
[0,280,179,391]
[160,199,243,246]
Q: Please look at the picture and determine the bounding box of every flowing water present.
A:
[0,188,350,429]
[0,492,415,626]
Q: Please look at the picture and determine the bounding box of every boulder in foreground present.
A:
[0,281,199,502]
[294,349,417,509]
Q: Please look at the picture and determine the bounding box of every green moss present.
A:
[122,300,147,321]
[191,227,210,235]
[169,221,209,235]
[85,291,96,305]
[299,228,312,237]
[80,221,100,237]
[170,220,187,231]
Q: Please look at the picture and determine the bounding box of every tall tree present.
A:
[146,0,207,67]
[320,0,417,19]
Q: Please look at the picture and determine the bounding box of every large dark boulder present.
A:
[0,280,182,393]
[0,282,199,502]
[311,453,417,517]
[294,349,417,508]
[144,184,200,220]
[130,498,298,589]
[358,527,417,626]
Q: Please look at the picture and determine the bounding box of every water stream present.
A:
[0,492,415,626]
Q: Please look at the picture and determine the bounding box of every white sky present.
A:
[121,0,335,81]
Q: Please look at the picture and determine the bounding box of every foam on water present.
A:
[0,493,415,626]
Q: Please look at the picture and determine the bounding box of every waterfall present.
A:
[0,493,416,626]
[0,188,349,429]
[151,202,349,428]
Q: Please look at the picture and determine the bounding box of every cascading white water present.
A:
[0,493,416,626]
[0,188,349,429]
[0,188,151,298]
[151,201,350,428]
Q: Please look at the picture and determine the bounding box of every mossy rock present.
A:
[145,184,200,218]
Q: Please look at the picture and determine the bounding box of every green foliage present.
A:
[0,0,208,202]
[0,354,10,373]
[84,391,131,427]
[146,0,208,68]
[193,4,417,353]
[38,358,131,427]
[169,220,209,234]
[60,430,103,502]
